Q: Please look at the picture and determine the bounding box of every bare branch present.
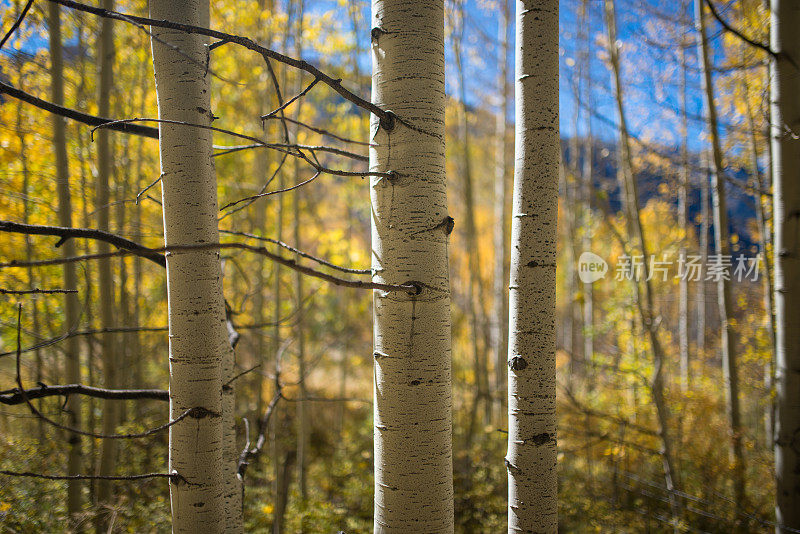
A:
[219,229,370,274]
[213,143,368,162]
[702,0,777,60]
[0,384,168,405]
[0,220,166,267]
[12,305,211,440]
[2,239,419,294]
[0,81,159,138]
[262,115,372,146]
[0,470,183,483]
[220,171,320,211]
[46,0,395,128]
[0,0,34,50]
[0,288,77,295]
[92,117,388,179]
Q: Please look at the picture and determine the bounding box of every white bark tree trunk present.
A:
[370,1,453,531]
[771,1,800,530]
[48,2,82,521]
[506,1,559,531]
[149,1,234,531]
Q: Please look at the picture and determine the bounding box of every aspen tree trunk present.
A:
[115,120,131,425]
[292,0,308,503]
[492,0,511,426]
[370,1,453,531]
[271,177,286,534]
[761,4,778,443]
[95,2,119,521]
[578,0,594,385]
[16,63,44,438]
[744,72,778,447]
[506,1,558,531]
[695,0,746,508]
[272,7,292,532]
[605,0,682,520]
[742,61,778,447]
[679,40,690,393]
[293,170,308,504]
[149,1,233,531]
[49,2,82,521]
[771,1,800,530]
[698,154,709,354]
[131,65,147,420]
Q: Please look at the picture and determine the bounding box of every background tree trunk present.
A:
[48,2,82,522]
[370,0,453,531]
[506,0,559,531]
[695,0,746,509]
[492,0,511,427]
[605,0,682,520]
[95,2,119,526]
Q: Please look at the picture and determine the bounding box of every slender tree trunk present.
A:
[699,152,709,355]
[131,63,147,420]
[94,1,119,526]
[506,1,558,531]
[492,0,511,426]
[370,1,453,531]
[292,0,308,504]
[605,0,682,522]
[16,62,44,438]
[741,57,778,448]
[579,0,594,387]
[771,1,800,530]
[679,39,691,393]
[149,1,233,530]
[293,165,309,505]
[272,6,292,532]
[452,0,491,447]
[695,0,746,508]
[49,2,82,523]
[744,68,778,448]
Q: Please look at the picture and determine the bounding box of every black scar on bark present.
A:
[508,356,528,371]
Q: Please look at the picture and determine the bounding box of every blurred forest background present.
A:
[0,0,779,532]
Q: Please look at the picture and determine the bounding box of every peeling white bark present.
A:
[370,1,453,532]
[149,1,232,531]
[506,1,559,532]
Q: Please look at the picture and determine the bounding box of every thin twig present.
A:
[92,117,389,179]
[220,171,320,211]
[219,229,370,274]
[0,0,35,50]
[263,115,372,146]
[261,78,319,120]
